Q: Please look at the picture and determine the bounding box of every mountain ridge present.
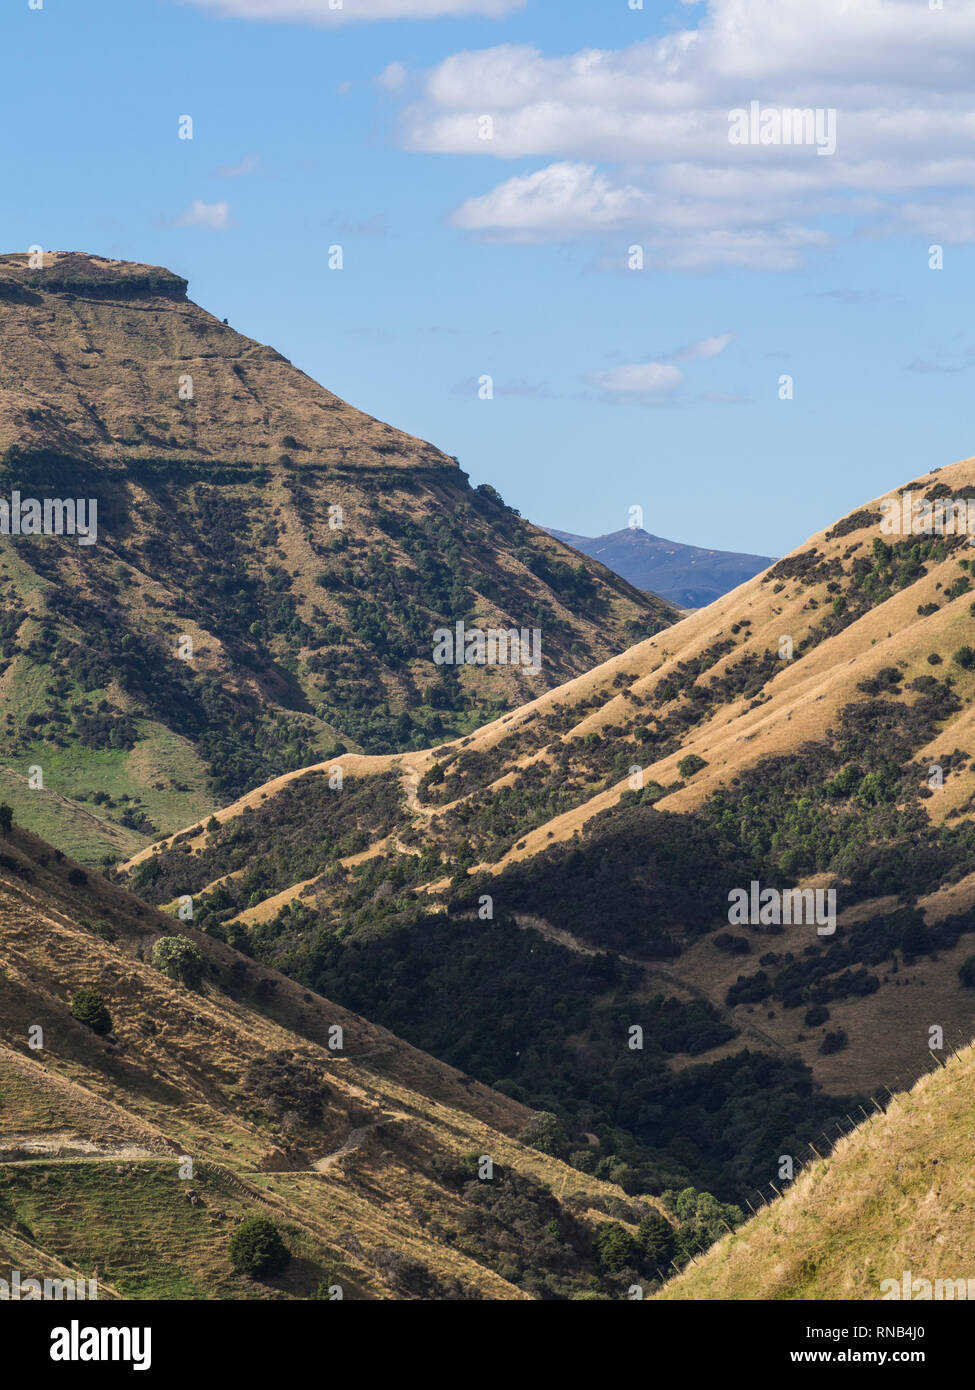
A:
[545,524,775,608]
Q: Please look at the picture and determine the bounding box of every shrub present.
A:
[67,867,87,886]
[0,803,12,835]
[676,753,708,778]
[803,1004,830,1028]
[958,956,975,989]
[818,1029,848,1055]
[951,645,975,671]
[69,987,112,1036]
[594,1222,639,1273]
[228,1216,290,1278]
[516,1111,570,1159]
[637,1209,676,1267]
[152,934,205,989]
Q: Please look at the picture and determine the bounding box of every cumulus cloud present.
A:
[176,0,524,22]
[174,199,231,230]
[395,0,975,266]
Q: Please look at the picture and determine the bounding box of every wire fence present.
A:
[652,1030,972,1285]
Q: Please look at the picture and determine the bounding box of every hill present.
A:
[546,525,774,608]
[0,816,691,1300]
[657,1041,975,1300]
[119,455,975,1200]
[0,252,673,864]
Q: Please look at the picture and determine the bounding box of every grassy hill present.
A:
[118,456,975,1200]
[0,817,696,1300]
[0,251,672,864]
[657,1041,975,1300]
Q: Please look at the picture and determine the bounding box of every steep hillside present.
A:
[0,252,672,863]
[120,457,975,1198]
[657,1041,975,1300]
[0,817,688,1300]
[547,526,774,608]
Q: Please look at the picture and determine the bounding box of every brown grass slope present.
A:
[130,457,975,1099]
[151,455,973,879]
[0,251,673,863]
[656,1041,975,1300]
[0,822,664,1299]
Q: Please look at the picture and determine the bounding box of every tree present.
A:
[516,1111,570,1159]
[0,804,12,835]
[152,934,205,990]
[958,955,975,988]
[677,753,708,779]
[637,1209,675,1267]
[69,987,112,1036]
[952,644,975,671]
[594,1222,638,1273]
[228,1216,290,1278]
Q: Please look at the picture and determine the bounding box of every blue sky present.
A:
[6,0,975,555]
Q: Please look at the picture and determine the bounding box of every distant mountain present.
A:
[545,526,775,608]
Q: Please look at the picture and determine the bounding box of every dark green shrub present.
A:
[152,934,205,989]
[228,1216,290,1278]
[69,987,112,1036]
[676,753,707,778]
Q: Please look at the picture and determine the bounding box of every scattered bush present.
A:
[151,934,205,989]
[69,987,112,1036]
[676,753,708,778]
[228,1216,290,1278]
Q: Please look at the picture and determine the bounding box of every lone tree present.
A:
[0,803,13,835]
[516,1111,570,1159]
[959,955,975,988]
[152,934,205,990]
[69,987,112,1036]
[229,1216,291,1279]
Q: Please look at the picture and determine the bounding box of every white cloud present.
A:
[174,199,231,230]
[394,0,975,265]
[451,163,654,240]
[378,61,408,90]
[589,363,684,397]
[176,0,524,22]
[671,332,735,360]
[215,154,259,177]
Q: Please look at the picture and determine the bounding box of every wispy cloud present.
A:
[589,363,684,397]
[215,154,260,178]
[670,333,736,361]
[176,0,525,23]
[174,199,231,230]
[804,288,898,306]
